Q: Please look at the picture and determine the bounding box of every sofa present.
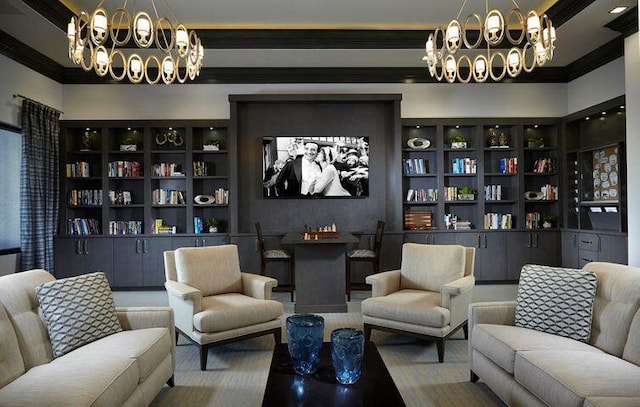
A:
[468,262,640,407]
[0,269,176,407]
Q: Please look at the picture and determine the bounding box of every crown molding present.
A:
[605,7,638,37]
[19,0,74,31]
[545,0,596,27]
[0,29,63,82]
[564,37,624,82]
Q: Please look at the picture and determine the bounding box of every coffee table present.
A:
[262,341,406,406]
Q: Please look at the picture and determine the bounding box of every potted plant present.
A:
[449,135,467,149]
[542,214,558,228]
[203,136,224,151]
[120,135,138,151]
[458,186,476,200]
[203,218,220,233]
[526,134,545,148]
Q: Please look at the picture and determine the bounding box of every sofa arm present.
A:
[468,301,516,342]
[366,270,401,297]
[116,306,176,372]
[241,272,278,300]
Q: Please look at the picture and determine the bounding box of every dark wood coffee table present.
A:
[262,341,406,406]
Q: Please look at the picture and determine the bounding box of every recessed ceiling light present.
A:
[602,111,607,115]
[416,125,420,129]
[586,117,590,121]
[609,6,628,14]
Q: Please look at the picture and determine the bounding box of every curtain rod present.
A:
[13,94,64,115]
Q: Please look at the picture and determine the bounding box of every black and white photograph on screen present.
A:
[262,136,369,198]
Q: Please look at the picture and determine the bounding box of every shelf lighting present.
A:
[66,0,204,84]
[423,0,556,83]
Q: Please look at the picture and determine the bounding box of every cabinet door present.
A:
[598,235,628,264]
[561,231,580,268]
[171,236,200,249]
[403,233,429,244]
[142,237,172,287]
[531,232,560,267]
[505,232,530,280]
[54,238,87,279]
[112,237,143,287]
[83,239,114,285]
[455,233,507,281]
[429,232,457,245]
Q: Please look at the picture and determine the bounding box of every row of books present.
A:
[108,190,132,205]
[193,161,215,177]
[108,161,142,177]
[443,214,473,230]
[451,158,477,174]
[484,185,503,201]
[66,162,91,178]
[403,158,429,175]
[151,163,183,177]
[108,220,143,235]
[532,157,556,173]
[406,188,438,202]
[525,212,542,229]
[539,184,559,200]
[498,157,518,174]
[68,189,102,206]
[152,219,176,234]
[484,213,513,229]
[152,189,186,205]
[211,188,229,205]
[67,218,100,235]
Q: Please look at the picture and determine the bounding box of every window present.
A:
[0,125,21,250]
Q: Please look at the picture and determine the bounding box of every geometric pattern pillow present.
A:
[35,272,122,358]
[515,264,598,342]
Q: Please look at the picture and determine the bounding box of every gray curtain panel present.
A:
[20,99,60,272]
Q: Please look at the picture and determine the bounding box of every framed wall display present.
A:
[262,136,369,198]
[592,144,619,202]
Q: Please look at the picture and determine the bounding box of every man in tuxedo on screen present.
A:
[275,141,321,196]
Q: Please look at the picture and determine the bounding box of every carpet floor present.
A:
[150,293,505,407]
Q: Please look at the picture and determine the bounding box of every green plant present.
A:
[449,135,466,143]
[526,134,544,143]
[458,187,476,195]
[542,213,558,222]
[204,218,220,228]
[121,135,136,145]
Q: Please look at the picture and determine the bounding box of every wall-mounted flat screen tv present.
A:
[262,136,369,198]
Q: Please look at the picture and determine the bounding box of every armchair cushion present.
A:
[515,264,597,343]
[361,289,449,328]
[35,272,122,358]
[194,293,283,333]
[174,245,242,296]
[400,243,466,292]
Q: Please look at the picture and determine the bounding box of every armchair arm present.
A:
[365,270,401,297]
[441,275,475,330]
[241,272,278,300]
[165,280,202,301]
[164,280,203,336]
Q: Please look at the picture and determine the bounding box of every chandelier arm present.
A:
[150,0,160,20]
[456,0,468,20]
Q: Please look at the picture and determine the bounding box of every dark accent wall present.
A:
[229,94,402,235]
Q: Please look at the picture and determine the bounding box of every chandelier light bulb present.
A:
[67,17,75,40]
[527,15,540,34]
[486,15,500,34]
[508,52,519,67]
[93,14,107,34]
[96,49,108,67]
[543,26,556,43]
[130,59,142,74]
[163,59,174,75]
[446,25,460,44]
[136,17,151,39]
[176,28,188,47]
[446,58,456,73]
[475,59,486,73]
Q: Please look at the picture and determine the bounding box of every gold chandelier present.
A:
[67,0,204,84]
[423,1,556,83]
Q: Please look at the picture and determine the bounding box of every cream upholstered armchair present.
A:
[361,243,476,363]
[164,245,283,370]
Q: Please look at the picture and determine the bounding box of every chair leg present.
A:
[364,324,372,342]
[175,329,180,343]
[463,322,469,340]
[470,371,479,383]
[274,329,282,344]
[346,258,351,301]
[166,375,175,387]
[290,258,295,302]
[200,345,208,371]
[436,338,445,363]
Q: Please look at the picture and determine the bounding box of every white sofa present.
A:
[0,269,176,407]
[468,262,640,407]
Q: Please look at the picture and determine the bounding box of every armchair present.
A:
[164,245,283,370]
[361,243,475,363]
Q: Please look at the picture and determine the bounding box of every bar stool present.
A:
[346,220,385,301]
[255,222,295,302]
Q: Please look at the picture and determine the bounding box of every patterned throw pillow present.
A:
[515,264,597,342]
[35,272,122,358]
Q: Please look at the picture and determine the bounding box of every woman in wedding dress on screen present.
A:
[313,146,351,196]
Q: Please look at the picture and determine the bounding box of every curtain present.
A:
[20,99,60,272]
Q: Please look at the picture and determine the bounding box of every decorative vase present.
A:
[451,141,467,149]
[499,132,509,147]
[543,221,552,229]
[286,314,324,375]
[208,226,218,233]
[331,328,365,385]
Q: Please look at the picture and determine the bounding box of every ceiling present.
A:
[0,0,637,83]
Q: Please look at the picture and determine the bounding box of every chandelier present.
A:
[66,1,204,84]
[423,1,556,83]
